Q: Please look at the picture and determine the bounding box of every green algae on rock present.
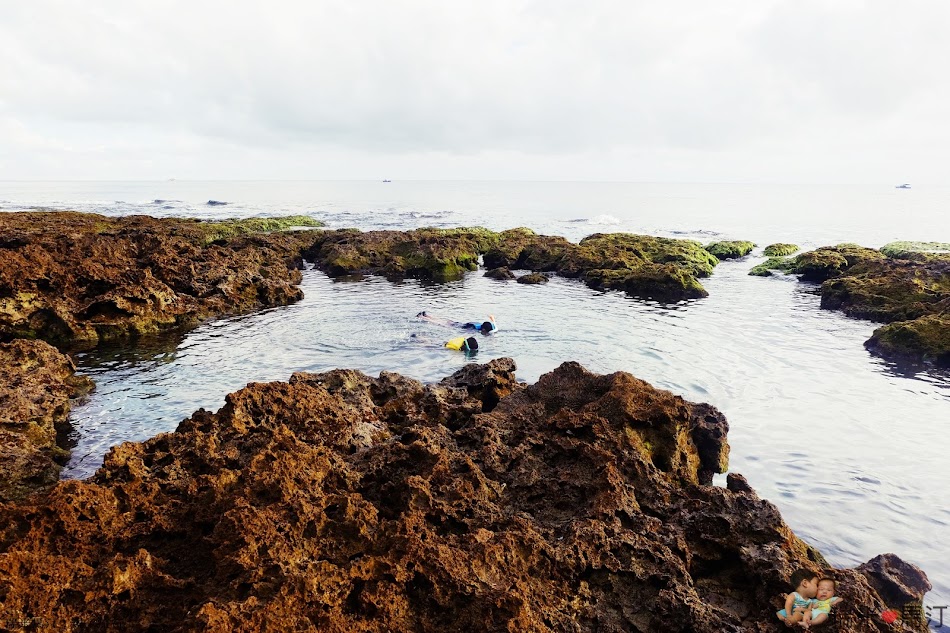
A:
[819,259,950,323]
[704,240,755,260]
[195,215,323,244]
[749,256,796,277]
[315,227,718,302]
[790,244,885,282]
[880,241,950,262]
[763,243,799,257]
[865,314,950,366]
[483,231,718,301]
[306,227,497,282]
[780,242,950,366]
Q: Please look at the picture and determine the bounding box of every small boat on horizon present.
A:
[382,179,392,183]
[895,183,911,189]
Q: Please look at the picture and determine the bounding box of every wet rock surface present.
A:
[483,266,516,280]
[303,227,497,282]
[0,211,319,348]
[0,340,93,501]
[0,360,927,632]
[760,243,950,367]
[516,272,549,284]
[484,229,717,301]
[303,227,719,302]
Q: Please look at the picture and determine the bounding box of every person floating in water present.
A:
[416,311,497,333]
[444,336,479,353]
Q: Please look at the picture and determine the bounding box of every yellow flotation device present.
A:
[445,336,467,351]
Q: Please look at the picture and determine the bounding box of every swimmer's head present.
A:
[480,321,495,333]
[464,337,479,351]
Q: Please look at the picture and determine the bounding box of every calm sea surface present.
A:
[3,181,949,609]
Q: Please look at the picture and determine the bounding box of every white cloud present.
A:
[0,0,948,181]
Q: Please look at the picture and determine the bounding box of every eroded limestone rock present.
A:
[0,339,93,500]
[0,211,319,348]
[0,360,927,631]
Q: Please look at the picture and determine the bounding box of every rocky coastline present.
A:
[0,359,930,631]
[753,243,950,367]
[0,210,938,630]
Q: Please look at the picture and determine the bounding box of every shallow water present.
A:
[3,180,950,612]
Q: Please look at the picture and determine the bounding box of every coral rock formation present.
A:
[0,360,927,631]
[0,211,319,348]
[0,339,93,501]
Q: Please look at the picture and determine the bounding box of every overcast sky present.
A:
[1,1,948,182]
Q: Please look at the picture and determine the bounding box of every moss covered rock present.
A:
[791,244,884,282]
[483,228,573,272]
[308,227,499,282]
[196,216,323,244]
[482,231,717,302]
[880,241,950,262]
[763,243,799,257]
[784,241,950,366]
[865,315,950,367]
[819,259,950,322]
[749,257,796,277]
[704,240,755,260]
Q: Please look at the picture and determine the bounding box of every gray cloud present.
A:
[1,0,948,181]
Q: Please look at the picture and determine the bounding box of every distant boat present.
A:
[382,179,392,183]
[896,183,911,189]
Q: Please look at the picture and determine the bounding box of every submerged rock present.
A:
[484,267,516,280]
[0,360,927,631]
[704,240,755,260]
[516,272,549,284]
[0,211,319,348]
[0,339,93,500]
[748,256,795,277]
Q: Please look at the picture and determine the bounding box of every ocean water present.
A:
[2,181,949,613]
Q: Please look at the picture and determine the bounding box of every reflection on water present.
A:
[65,258,950,605]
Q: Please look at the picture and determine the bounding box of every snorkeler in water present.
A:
[407,332,479,355]
[444,336,479,353]
[416,311,497,333]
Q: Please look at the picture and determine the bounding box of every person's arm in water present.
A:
[417,311,461,328]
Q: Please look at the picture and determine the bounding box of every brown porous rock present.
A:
[0,211,319,348]
[0,360,929,631]
[0,339,93,501]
